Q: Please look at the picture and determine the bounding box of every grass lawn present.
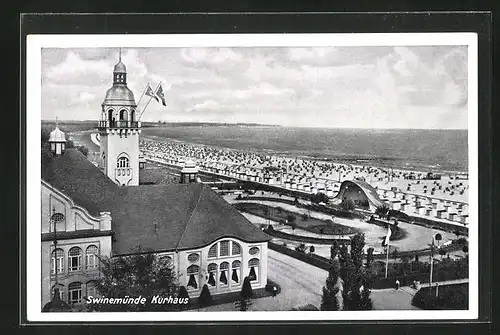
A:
[234,202,359,236]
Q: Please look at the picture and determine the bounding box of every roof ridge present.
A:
[175,184,204,251]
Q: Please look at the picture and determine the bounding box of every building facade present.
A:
[41,53,270,309]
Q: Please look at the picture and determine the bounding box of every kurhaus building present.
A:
[41,54,270,309]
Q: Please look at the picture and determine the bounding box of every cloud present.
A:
[79,92,95,102]
[41,46,469,129]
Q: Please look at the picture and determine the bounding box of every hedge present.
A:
[268,242,331,271]
[264,227,351,245]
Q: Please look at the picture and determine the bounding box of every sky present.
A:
[41,45,468,129]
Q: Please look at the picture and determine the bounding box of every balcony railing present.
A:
[98,120,140,129]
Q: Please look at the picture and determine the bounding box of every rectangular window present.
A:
[51,257,64,274]
[69,288,82,304]
[69,256,81,272]
[220,241,229,257]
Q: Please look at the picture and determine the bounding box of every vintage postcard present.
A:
[26,32,478,321]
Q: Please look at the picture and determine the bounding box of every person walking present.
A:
[395,279,400,290]
[272,286,277,298]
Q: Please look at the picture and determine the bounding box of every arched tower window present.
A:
[119,109,128,121]
[117,156,130,168]
[131,110,136,122]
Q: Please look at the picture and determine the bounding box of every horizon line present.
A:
[40,119,468,131]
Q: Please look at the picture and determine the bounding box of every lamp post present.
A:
[428,237,436,297]
[51,207,59,296]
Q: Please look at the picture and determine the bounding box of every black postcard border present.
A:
[18,12,493,330]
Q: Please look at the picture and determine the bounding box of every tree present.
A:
[462,245,469,257]
[366,247,374,268]
[295,243,307,253]
[321,256,340,311]
[454,229,461,239]
[439,248,446,260]
[41,128,51,145]
[435,233,442,248]
[178,286,190,310]
[286,214,296,224]
[77,145,89,157]
[236,276,254,311]
[340,199,355,212]
[93,250,179,311]
[340,233,373,310]
[391,248,399,261]
[240,276,254,300]
[375,205,389,219]
[198,284,213,308]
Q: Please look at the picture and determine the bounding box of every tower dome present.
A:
[102,49,136,107]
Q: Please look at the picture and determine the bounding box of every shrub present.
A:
[198,284,213,308]
[291,304,319,311]
[240,276,254,300]
[295,243,307,253]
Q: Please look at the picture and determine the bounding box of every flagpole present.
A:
[139,82,161,120]
[385,244,389,278]
[136,83,149,107]
[429,237,434,291]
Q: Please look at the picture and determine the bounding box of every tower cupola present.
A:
[48,121,67,156]
[113,49,127,85]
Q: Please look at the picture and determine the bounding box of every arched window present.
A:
[117,156,130,168]
[86,245,98,270]
[207,263,217,287]
[131,110,136,122]
[51,248,64,274]
[219,241,229,257]
[68,282,82,304]
[51,284,64,300]
[231,241,241,255]
[248,258,260,282]
[208,244,217,258]
[186,265,199,290]
[108,110,114,126]
[231,260,241,285]
[86,281,98,298]
[219,262,229,286]
[68,247,82,272]
[119,109,128,121]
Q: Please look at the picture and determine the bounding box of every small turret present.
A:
[48,121,67,156]
[180,159,199,184]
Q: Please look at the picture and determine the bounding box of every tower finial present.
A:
[55,116,58,128]
[119,48,122,62]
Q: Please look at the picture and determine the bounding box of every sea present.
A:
[141,126,468,174]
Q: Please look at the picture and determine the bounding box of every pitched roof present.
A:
[41,147,270,256]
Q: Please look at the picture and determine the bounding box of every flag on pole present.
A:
[145,83,158,102]
[155,84,167,106]
[382,225,392,247]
